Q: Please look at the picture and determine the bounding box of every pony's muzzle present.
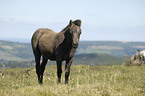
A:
[72,43,78,48]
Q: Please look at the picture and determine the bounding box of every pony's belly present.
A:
[41,51,56,60]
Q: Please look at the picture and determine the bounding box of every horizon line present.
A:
[0,38,145,43]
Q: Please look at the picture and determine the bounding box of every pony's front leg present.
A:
[65,58,73,84]
[56,61,62,83]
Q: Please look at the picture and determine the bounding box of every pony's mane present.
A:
[61,25,69,32]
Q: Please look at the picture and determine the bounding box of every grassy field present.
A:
[0,65,145,96]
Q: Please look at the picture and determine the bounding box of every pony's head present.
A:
[69,19,82,48]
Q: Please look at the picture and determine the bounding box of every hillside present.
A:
[0,40,33,61]
[0,53,125,68]
[74,53,125,65]
[1,40,145,61]
[77,41,145,56]
[0,40,145,68]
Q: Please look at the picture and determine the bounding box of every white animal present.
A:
[135,50,145,63]
[136,50,145,57]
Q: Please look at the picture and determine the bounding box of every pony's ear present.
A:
[73,19,81,27]
[56,33,65,49]
[69,20,73,26]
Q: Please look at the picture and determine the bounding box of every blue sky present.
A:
[0,0,145,42]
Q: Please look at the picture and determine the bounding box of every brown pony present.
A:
[31,20,82,84]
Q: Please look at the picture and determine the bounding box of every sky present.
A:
[0,0,145,42]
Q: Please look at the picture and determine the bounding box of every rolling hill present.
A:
[0,40,33,61]
[0,40,145,68]
[77,41,145,56]
[1,40,145,61]
[74,53,126,66]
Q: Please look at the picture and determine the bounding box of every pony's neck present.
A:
[61,25,74,49]
[64,30,73,48]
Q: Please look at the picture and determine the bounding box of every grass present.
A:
[0,65,145,96]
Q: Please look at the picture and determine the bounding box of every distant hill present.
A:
[1,40,145,68]
[74,53,126,66]
[0,40,145,61]
[77,41,145,56]
[0,40,33,61]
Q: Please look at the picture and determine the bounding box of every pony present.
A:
[31,19,82,84]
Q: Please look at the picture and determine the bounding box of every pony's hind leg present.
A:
[40,56,48,84]
[34,49,41,84]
